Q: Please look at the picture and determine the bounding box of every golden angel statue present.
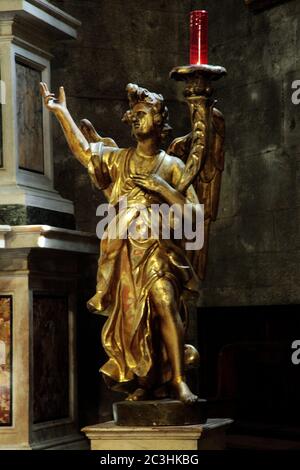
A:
[40,79,224,405]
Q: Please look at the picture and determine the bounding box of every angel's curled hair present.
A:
[122,83,172,140]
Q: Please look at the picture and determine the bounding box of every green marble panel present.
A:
[0,205,75,229]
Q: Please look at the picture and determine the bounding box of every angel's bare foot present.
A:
[126,388,148,401]
[172,378,198,404]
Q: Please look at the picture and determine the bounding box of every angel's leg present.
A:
[150,277,198,403]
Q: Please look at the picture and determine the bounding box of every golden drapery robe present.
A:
[87,142,201,387]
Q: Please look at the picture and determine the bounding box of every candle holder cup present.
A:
[169,64,227,195]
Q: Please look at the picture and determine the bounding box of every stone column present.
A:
[0,0,80,228]
[0,225,98,449]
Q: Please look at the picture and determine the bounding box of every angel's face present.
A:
[131,102,156,140]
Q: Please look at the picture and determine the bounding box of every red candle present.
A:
[189,10,208,65]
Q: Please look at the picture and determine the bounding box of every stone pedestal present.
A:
[82,419,233,451]
[113,399,207,426]
[0,0,80,227]
[0,225,98,449]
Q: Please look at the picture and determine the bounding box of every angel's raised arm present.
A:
[40,82,91,167]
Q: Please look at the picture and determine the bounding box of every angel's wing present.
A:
[168,107,225,280]
[80,119,118,148]
[80,119,118,199]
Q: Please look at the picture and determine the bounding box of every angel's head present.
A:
[122,83,172,142]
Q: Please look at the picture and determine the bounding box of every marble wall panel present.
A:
[16,61,44,174]
[33,294,69,424]
[0,296,12,426]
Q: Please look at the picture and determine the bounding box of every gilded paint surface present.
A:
[40,75,225,403]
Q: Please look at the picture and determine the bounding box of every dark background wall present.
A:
[200,0,300,308]
[50,0,300,310]
[50,0,192,231]
[48,0,300,446]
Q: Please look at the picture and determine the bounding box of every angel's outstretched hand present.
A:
[40,82,67,114]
